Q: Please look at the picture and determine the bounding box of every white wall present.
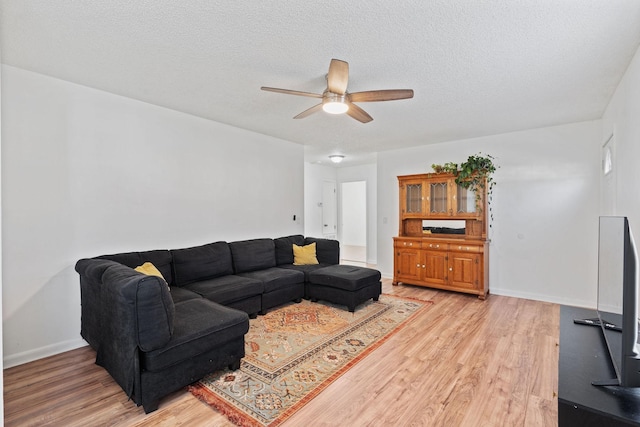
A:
[378,121,601,307]
[336,163,377,264]
[602,43,640,230]
[1,65,304,367]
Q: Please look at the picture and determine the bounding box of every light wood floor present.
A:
[4,280,560,426]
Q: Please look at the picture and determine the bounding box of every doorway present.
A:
[340,181,367,264]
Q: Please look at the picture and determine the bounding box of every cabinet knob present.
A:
[422,265,426,268]
[449,267,453,271]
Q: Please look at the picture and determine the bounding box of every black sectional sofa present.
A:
[75,235,381,413]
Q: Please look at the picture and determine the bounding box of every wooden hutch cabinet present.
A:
[393,173,489,299]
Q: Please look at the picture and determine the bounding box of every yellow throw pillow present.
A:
[293,243,319,265]
[134,262,168,287]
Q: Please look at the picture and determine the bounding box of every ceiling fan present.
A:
[261,59,414,123]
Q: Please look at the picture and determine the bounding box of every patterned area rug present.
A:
[189,294,431,426]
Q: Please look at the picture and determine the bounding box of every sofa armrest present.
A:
[100,262,175,351]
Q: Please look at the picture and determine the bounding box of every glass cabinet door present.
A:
[429,181,449,214]
[456,184,477,214]
[405,183,423,214]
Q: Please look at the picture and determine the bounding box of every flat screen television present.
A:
[594,216,640,387]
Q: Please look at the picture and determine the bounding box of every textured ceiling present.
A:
[2,1,640,166]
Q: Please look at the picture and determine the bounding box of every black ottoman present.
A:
[306,265,382,312]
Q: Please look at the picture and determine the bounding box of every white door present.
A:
[322,180,337,238]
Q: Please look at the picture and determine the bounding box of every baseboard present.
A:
[490,287,594,309]
[3,338,88,369]
[380,278,594,309]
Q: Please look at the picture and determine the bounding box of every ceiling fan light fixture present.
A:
[322,93,349,114]
[329,155,345,163]
[323,101,349,114]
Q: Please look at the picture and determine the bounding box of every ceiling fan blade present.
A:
[327,59,349,95]
[294,103,323,119]
[261,87,323,98]
[349,89,414,103]
[346,102,373,123]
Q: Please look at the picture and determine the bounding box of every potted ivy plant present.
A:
[431,153,497,218]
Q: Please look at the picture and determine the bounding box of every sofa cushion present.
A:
[304,237,340,265]
[168,286,202,303]
[183,275,263,305]
[293,243,319,265]
[142,299,249,372]
[229,239,276,273]
[238,267,304,293]
[98,250,173,286]
[170,242,233,287]
[277,263,333,282]
[274,235,305,265]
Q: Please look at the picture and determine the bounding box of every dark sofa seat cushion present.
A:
[237,267,304,293]
[98,250,173,286]
[308,265,381,291]
[142,299,249,372]
[278,263,333,281]
[274,235,305,265]
[183,275,263,305]
[229,239,276,273]
[171,241,233,287]
[168,286,202,303]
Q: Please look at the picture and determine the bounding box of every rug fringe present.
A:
[188,384,264,427]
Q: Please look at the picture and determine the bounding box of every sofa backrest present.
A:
[274,235,305,265]
[229,238,276,273]
[170,241,234,287]
[304,237,340,265]
[98,250,173,286]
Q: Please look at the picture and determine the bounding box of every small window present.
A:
[603,146,613,176]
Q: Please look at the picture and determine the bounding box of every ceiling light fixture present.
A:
[322,93,349,114]
[329,155,345,163]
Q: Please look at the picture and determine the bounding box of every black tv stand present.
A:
[560,306,640,426]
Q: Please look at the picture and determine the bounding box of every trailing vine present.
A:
[431,153,497,221]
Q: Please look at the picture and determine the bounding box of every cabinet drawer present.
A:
[451,244,482,253]
[395,240,421,249]
[424,242,448,251]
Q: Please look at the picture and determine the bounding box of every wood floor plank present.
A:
[3,280,560,426]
